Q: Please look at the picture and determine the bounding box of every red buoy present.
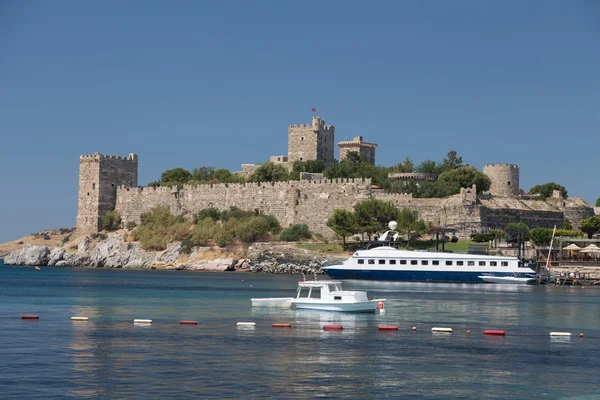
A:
[272,323,292,328]
[378,325,398,331]
[21,315,39,319]
[323,325,343,330]
[484,330,506,336]
[179,320,198,325]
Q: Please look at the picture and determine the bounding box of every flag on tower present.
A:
[311,108,316,112]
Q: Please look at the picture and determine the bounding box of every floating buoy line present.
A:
[12,314,597,340]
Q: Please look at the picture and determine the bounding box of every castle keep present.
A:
[75,120,596,238]
[76,153,138,234]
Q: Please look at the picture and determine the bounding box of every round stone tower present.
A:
[483,164,520,198]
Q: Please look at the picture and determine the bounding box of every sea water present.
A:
[1,265,599,399]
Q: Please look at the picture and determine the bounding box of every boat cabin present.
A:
[295,280,369,302]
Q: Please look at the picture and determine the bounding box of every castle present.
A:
[76,118,597,239]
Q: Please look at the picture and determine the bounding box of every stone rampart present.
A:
[116,179,372,237]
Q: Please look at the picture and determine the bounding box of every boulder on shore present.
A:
[4,245,50,266]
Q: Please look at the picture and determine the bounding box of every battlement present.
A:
[484,163,518,169]
[117,178,373,195]
[288,124,334,130]
[80,153,138,162]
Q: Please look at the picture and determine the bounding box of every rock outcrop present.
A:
[247,242,348,274]
[3,235,347,274]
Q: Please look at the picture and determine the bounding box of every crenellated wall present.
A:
[116,178,372,236]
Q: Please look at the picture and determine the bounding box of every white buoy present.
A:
[134,319,152,324]
[237,322,256,327]
[549,332,571,336]
[432,327,453,333]
[70,317,89,321]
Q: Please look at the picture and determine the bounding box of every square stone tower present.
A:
[76,153,138,234]
[287,116,335,167]
[338,136,378,165]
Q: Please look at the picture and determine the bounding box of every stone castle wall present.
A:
[76,153,138,234]
[116,179,372,237]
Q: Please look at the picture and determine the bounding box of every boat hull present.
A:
[478,276,536,285]
[322,268,533,283]
[291,300,382,313]
[251,297,293,308]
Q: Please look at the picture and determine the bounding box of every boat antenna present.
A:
[302,273,306,282]
[314,271,318,281]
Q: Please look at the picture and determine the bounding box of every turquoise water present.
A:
[1,265,599,399]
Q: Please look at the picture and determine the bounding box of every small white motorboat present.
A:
[290,279,385,312]
[250,297,294,308]
[478,275,536,285]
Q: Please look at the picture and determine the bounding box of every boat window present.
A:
[479,261,486,266]
[421,260,428,265]
[389,259,396,265]
[446,261,452,266]
[501,261,508,267]
[467,261,475,266]
[432,260,439,265]
[400,260,407,265]
[368,259,375,264]
[378,259,385,265]
[357,259,364,264]
[298,287,310,298]
[410,260,418,265]
[456,261,464,266]
[334,296,342,300]
[490,261,497,266]
[309,288,321,299]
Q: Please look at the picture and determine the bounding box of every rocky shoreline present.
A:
[3,234,347,274]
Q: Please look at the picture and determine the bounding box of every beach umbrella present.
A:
[580,244,600,253]
[563,244,581,251]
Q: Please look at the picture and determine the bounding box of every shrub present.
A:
[214,228,233,247]
[220,206,255,221]
[280,224,312,241]
[194,207,221,222]
[133,206,190,250]
[179,237,193,254]
[102,210,121,231]
[91,233,108,240]
[191,219,217,247]
[43,234,51,240]
[126,221,137,230]
[470,233,495,243]
[17,241,24,245]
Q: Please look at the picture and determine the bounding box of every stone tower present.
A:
[287,116,335,167]
[76,153,138,234]
[483,163,520,198]
[338,136,378,165]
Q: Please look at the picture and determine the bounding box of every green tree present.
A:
[326,209,358,246]
[279,224,312,241]
[288,160,325,180]
[432,166,491,197]
[353,198,399,237]
[160,167,192,185]
[439,150,464,174]
[596,197,600,207]
[529,182,568,199]
[249,162,290,182]
[214,168,245,183]
[101,210,121,231]
[396,207,428,247]
[191,166,216,182]
[504,222,530,243]
[416,159,438,174]
[390,157,415,173]
[579,216,600,239]
[529,228,554,246]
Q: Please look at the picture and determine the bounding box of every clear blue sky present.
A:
[1,0,599,243]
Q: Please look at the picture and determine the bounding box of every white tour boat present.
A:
[251,279,385,312]
[322,222,537,284]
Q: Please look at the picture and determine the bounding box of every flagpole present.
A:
[543,225,557,284]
